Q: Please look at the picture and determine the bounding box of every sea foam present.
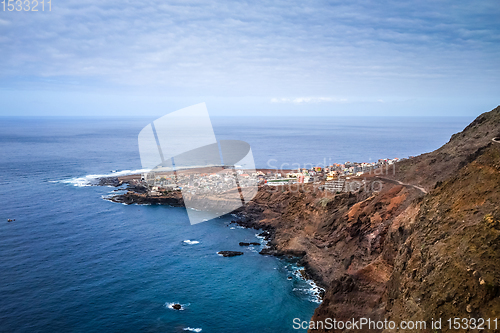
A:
[165,302,189,310]
[57,169,149,187]
[289,264,325,304]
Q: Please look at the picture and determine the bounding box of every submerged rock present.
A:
[238,242,260,246]
[259,248,278,256]
[257,231,271,240]
[172,304,182,310]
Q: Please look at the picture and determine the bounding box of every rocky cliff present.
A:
[236,106,500,332]
[108,106,500,332]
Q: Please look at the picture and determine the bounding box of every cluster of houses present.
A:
[142,168,260,196]
[140,157,401,195]
[267,157,400,184]
[322,158,399,180]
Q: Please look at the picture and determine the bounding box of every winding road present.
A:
[375,177,428,195]
[373,139,500,196]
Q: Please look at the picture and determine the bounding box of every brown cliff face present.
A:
[236,106,500,332]
[382,143,500,331]
[237,177,424,330]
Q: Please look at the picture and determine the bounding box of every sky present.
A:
[0,0,499,116]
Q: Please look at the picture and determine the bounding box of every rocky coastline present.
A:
[99,106,500,333]
[101,178,327,291]
[107,189,185,206]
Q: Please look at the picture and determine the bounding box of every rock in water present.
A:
[239,242,250,246]
[297,269,309,280]
[172,304,182,310]
[259,248,276,255]
[217,251,244,257]
[97,177,122,187]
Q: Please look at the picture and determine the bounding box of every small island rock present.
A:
[239,242,261,246]
[217,251,244,257]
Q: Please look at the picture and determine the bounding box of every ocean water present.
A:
[0,116,472,333]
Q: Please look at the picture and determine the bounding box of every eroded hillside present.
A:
[236,106,500,332]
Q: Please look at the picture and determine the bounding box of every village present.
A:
[139,157,401,196]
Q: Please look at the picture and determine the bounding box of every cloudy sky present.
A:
[0,0,499,116]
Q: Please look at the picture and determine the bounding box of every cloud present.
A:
[271,97,347,104]
[0,0,499,115]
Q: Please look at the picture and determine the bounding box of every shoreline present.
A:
[94,163,459,330]
[99,176,328,301]
[98,171,403,292]
[233,212,327,291]
[80,107,500,332]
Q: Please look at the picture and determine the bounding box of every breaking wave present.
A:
[289,264,325,304]
[56,169,149,187]
[165,302,190,310]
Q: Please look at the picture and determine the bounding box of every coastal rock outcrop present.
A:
[108,191,185,206]
[217,251,244,257]
[97,177,122,187]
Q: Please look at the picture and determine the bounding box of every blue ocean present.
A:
[0,116,472,332]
